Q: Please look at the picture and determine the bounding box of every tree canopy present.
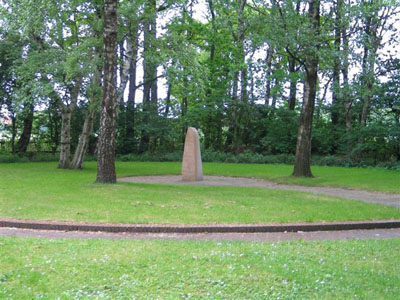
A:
[1,0,399,176]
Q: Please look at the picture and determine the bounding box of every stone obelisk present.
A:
[182,127,203,181]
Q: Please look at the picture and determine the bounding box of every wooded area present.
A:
[0,0,399,177]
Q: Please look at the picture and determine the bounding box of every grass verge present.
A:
[0,237,399,299]
[0,162,399,224]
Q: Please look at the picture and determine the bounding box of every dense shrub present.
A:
[1,151,398,169]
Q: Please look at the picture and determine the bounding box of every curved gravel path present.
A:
[2,227,400,241]
[119,175,400,208]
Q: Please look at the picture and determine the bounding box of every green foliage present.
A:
[1,0,400,171]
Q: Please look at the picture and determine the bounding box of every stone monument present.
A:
[182,127,203,181]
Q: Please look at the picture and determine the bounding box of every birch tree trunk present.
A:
[58,81,81,169]
[71,108,96,169]
[96,0,118,183]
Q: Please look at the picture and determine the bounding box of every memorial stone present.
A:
[182,127,203,181]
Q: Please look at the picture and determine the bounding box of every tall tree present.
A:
[330,0,342,125]
[139,0,158,153]
[96,0,118,183]
[293,0,320,177]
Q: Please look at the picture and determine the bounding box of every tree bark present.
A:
[342,24,352,137]
[71,108,95,169]
[228,0,247,153]
[360,13,378,127]
[58,109,73,168]
[58,80,81,169]
[288,57,297,110]
[139,0,158,153]
[47,100,60,155]
[71,48,102,169]
[17,103,34,154]
[96,0,118,183]
[10,113,16,154]
[125,26,139,151]
[264,47,273,106]
[293,0,320,177]
[287,0,301,111]
[331,0,342,125]
[204,0,218,150]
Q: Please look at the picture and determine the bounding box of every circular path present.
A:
[2,227,400,241]
[119,175,400,208]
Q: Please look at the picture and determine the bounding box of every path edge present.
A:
[1,218,400,234]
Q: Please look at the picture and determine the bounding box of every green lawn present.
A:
[0,162,399,224]
[0,237,399,299]
[117,161,400,193]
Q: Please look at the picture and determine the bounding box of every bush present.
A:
[1,151,399,169]
[0,152,97,163]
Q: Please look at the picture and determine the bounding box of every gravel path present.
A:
[119,175,400,208]
[1,227,400,241]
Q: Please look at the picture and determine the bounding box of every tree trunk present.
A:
[71,108,95,169]
[48,101,60,155]
[125,27,139,151]
[293,0,320,177]
[17,103,34,154]
[96,0,118,183]
[287,0,301,111]
[58,80,81,169]
[360,10,378,127]
[164,84,171,118]
[204,0,217,150]
[229,0,247,154]
[288,57,297,110]
[341,19,352,136]
[58,110,73,168]
[264,47,273,106]
[181,94,188,146]
[10,113,16,154]
[271,76,278,109]
[331,0,342,125]
[226,71,239,151]
[139,0,157,153]
[71,49,102,169]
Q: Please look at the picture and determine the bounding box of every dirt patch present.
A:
[119,175,400,208]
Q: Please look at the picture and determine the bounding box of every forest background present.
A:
[1,0,400,171]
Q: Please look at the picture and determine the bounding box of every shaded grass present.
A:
[116,161,400,193]
[202,163,400,194]
[0,237,399,299]
[0,162,399,224]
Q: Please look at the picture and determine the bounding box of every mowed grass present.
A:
[203,163,400,193]
[0,237,399,299]
[0,162,399,224]
[118,161,400,193]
